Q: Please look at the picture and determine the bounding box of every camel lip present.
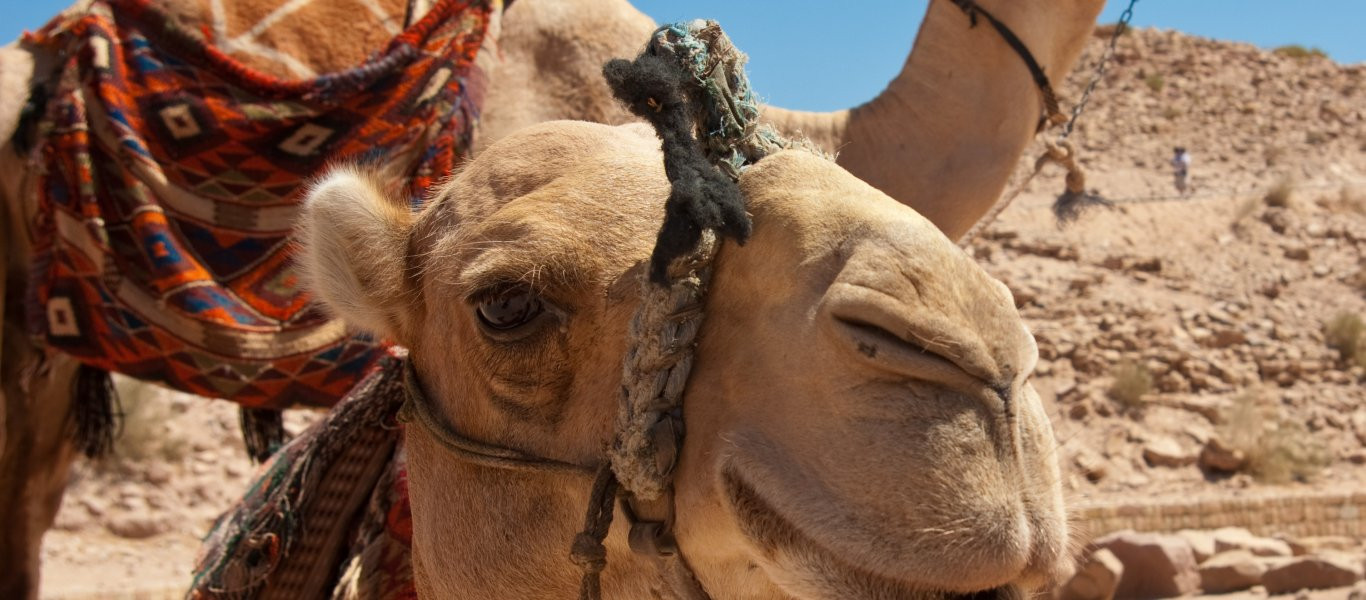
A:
[718,464,1025,600]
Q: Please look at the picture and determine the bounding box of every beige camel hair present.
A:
[301,119,1066,599]
[0,0,1103,596]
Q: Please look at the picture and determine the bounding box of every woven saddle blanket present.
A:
[23,0,493,408]
[191,353,415,599]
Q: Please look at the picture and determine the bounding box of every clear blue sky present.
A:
[5,1,1362,111]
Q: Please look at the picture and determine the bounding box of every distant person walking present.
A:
[1171,146,1191,194]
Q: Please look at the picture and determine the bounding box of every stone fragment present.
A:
[1284,536,1360,557]
[1199,549,1268,593]
[1130,257,1163,273]
[1176,529,1217,562]
[1074,448,1110,482]
[1143,436,1196,467]
[1092,530,1201,598]
[1069,400,1092,420]
[1283,245,1310,260]
[105,514,169,539]
[1060,548,1124,600]
[1199,437,1248,472]
[80,497,108,518]
[1213,527,1293,557]
[53,505,94,532]
[1209,328,1247,348]
[1261,554,1364,594]
[1218,527,1289,560]
[142,462,172,485]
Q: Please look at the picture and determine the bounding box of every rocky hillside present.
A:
[40,26,1366,598]
[970,25,1366,499]
[1065,26,1366,200]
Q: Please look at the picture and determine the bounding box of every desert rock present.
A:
[1261,554,1365,594]
[1092,530,1201,598]
[1199,549,1269,593]
[1061,548,1125,600]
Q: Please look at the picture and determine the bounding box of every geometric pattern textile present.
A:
[189,353,413,599]
[22,0,493,408]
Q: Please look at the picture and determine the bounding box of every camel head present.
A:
[298,120,1067,599]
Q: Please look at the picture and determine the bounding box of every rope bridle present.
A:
[398,3,1083,597]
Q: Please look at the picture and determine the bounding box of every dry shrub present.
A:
[1263,178,1294,208]
[99,376,189,468]
[1232,195,1262,226]
[1324,312,1366,368]
[1107,360,1152,412]
[1144,73,1165,93]
[1351,266,1366,294]
[1330,185,1366,214]
[1273,45,1328,60]
[1219,390,1329,484]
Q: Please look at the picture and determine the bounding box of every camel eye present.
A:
[475,291,544,331]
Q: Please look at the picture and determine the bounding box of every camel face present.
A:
[300,120,1065,598]
[680,151,1066,597]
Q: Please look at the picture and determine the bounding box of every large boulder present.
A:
[1061,548,1125,600]
[1285,536,1361,557]
[1176,529,1217,562]
[1261,554,1364,594]
[1142,436,1196,468]
[1213,527,1293,557]
[1198,436,1247,472]
[1092,530,1201,598]
[1198,549,1267,593]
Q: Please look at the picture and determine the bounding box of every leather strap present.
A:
[949,0,1068,132]
[401,361,713,599]
[399,360,595,475]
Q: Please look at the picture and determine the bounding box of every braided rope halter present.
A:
[400,20,810,600]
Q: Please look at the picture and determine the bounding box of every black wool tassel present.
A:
[13,82,48,155]
[72,365,121,458]
[602,55,752,285]
[239,407,287,463]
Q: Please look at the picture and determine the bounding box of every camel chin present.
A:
[716,385,1066,599]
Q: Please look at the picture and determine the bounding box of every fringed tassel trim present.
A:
[72,364,120,458]
[240,407,287,463]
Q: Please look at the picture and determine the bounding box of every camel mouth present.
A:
[719,465,1027,600]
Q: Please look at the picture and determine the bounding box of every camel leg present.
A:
[0,352,80,600]
[0,44,81,597]
[0,190,82,598]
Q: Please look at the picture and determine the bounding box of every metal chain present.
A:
[1058,0,1139,141]
[960,1,1141,247]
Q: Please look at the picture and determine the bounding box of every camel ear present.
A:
[0,44,38,148]
[297,167,415,342]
